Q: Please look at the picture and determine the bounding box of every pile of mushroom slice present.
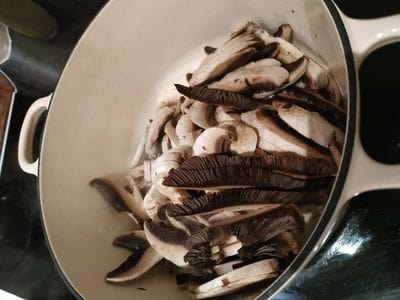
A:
[90,21,346,299]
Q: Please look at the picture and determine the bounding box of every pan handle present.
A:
[17,94,51,176]
[338,13,400,202]
[342,14,400,69]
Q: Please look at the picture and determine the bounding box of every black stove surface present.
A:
[1,1,400,299]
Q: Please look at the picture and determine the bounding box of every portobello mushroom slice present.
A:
[304,58,329,90]
[192,127,232,156]
[165,187,330,217]
[175,114,202,147]
[106,231,162,282]
[178,153,336,175]
[90,174,148,224]
[188,259,279,299]
[273,101,345,148]
[144,220,189,267]
[163,164,330,190]
[143,185,170,221]
[176,259,242,284]
[215,105,241,123]
[241,108,332,161]
[208,58,289,93]
[273,88,346,131]
[189,29,264,86]
[274,24,293,42]
[145,106,175,156]
[189,101,218,129]
[151,147,192,203]
[219,121,258,154]
[329,133,343,167]
[175,84,264,110]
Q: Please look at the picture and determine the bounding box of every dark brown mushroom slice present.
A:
[275,87,346,130]
[250,42,280,61]
[175,84,264,110]
[184,205,304,267]
[163,165,331,190]
[188,205,304,247]
[179,153,337,175]
[274,24,293,42]
[176,265,217,285]
[105,232,162,282]
[204,46,217,55]
[165,187,330,217]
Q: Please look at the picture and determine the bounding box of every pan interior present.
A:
[39,0,349,299]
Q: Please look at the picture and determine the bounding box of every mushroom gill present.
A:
[175,84,264,110]
[165,187,330,217]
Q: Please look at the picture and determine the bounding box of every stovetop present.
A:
[0,1,399,299]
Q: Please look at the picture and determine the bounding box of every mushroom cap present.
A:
[175,114,201,147]
[189,101,218,129]
[192,127,232,156]
[144,220,189,267]
[208,58,289,93]
[145,106,175,156]
[219,121,258,154]
[189,30,264,86]
[273,101,345,148]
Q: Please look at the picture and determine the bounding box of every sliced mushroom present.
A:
[106,231,162,282]
[188,259,279,299]
[165,187,329,218]
[219,121,258,154]
[144,220,189,267]
[274,24,293,42]
[189,101,218,129]
[90,174,148,224]
[164,119,180,148]
[256,31,304,65]
[143,185,170,221]
[273,101,345,148]
[151,147,192,203]
[329,133,343,168]
[179,154,336,176]
[304,58,329,90]
[189,29,264,86]
[250,42,281,61]
[215,105,241,123]
[175,114,201,147]
[176,259,242,285]
[274,88,346,131]
[241,108,332,160]
[324,75,342,106]
[181,97,195,114]
[175,84,264,110]
[130,125,149,168]
[161,134,171,153]
[192,127,232,156]
[146,106,175,156]
[164,154,331,190]
[208,58,289,93]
